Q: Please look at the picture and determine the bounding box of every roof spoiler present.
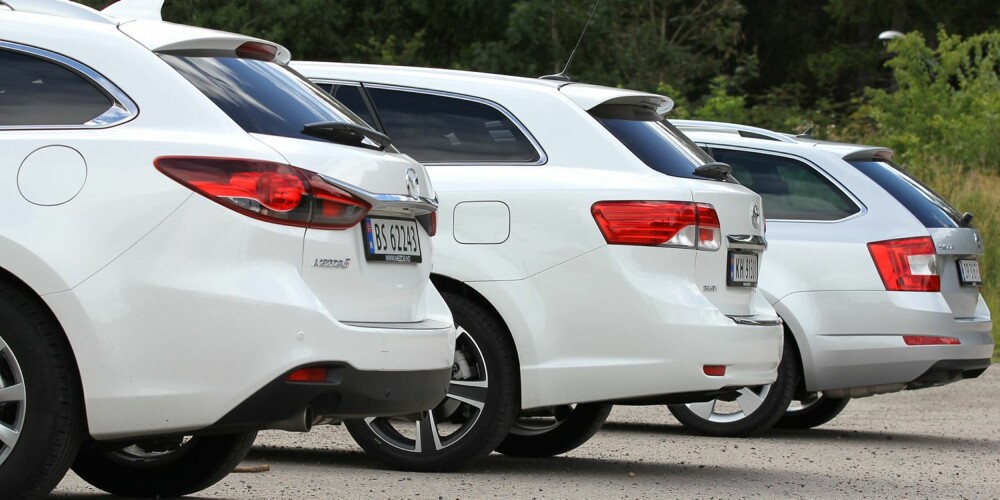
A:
[103,0,164,21]
[0,0,116,24]
[842,148,894,161]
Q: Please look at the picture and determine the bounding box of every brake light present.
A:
[235,42,278,62]
[903,335,960,346]
[591,201,721,250]
[155,157,370,229]
[868,237,940,291]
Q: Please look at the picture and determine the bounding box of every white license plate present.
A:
[362,217,422,263]
[728,252,759,287]
[958,259,982,286]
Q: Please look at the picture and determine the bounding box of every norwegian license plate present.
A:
[728,252,759,287]
[362,216,422,263]
[958,259,982,286]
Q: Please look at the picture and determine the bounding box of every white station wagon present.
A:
[295,62,784,471]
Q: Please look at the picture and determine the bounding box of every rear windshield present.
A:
[850,160,964,228]
[590,104,714,179]
[161,55,361,142]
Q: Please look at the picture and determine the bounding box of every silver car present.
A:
[666,120,993,436]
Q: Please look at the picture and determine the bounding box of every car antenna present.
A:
[796,126,814,139]
[539,0,601,82]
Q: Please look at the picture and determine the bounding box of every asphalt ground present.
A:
[53,366,1000,499]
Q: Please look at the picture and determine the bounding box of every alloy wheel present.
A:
[0,333,26,466]
[363,327,489,453]
[684,384,772,423]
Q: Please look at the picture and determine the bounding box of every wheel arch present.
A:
[772,300,820,392]
[0,264,88,429]
[430,273,524,387]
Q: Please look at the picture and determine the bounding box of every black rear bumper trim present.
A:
[906,358,991,390]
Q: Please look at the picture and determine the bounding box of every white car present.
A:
[0,2,453,497]
[294,62,784,471]
[666,120,993,436]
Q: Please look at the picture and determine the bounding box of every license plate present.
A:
[958,259,981,286]
[728,252,759,287]
[362,216,422,263]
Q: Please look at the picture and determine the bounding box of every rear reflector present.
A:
[155,157,370,229]
[591,201,721,250]
[235,42,278,62]
[703,365,727,376]
[903,335,960,346]
[287,367,328,382]
[868,237,940,291]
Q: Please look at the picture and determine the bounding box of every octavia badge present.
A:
[405,167,420,197]
[751,204,761,230]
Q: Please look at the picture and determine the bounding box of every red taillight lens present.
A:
[695,203,721,251]
[903,335,960,346]
[417,211,437,237]
[868,237,940,291]
[591,201,720,250]
[155,157,370,229]
[287,367,328,382]
[235,41,278,61]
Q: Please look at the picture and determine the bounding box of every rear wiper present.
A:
[302,121,392,151]
[693,161,734,182]
[960,212,974,227]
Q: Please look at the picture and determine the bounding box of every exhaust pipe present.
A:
[265,406,313,432]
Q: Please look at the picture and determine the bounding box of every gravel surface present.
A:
[53,366,1000,499]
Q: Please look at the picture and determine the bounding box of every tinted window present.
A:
[0,49,112,126]
[162,55,360,142]
[850,160,962,228]
[330,85,377,129]
[591,105,713,179]
[367,88,540,163]
[712,148,860,220]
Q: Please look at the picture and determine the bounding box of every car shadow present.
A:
[601,420,993,449]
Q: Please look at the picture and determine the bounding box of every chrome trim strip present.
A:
[360,83,548,166]
[342,319,453,330]
[318,174,438,216]
[728,315,783,327]
[727,234,767,251]
[0,40,138,130]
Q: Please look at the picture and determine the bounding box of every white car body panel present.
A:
[681,124,993,395]
[296,62,784,410]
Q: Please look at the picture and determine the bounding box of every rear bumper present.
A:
[207,364,452,433]
[776,290,993,393]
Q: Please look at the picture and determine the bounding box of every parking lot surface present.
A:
[54,366,999,499]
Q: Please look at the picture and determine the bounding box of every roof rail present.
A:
[670,119,797,143]
[0,0,115,24]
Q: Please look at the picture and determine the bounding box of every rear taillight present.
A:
[155,157,370,229]
[868,237,940,292]
[417,212,437,237]
[591,201,721,250]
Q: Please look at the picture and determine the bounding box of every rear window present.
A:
[590,104,714,179]
[161,55,361,142]
[850,160,963,228]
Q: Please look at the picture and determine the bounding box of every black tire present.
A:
[774,395,850,429]
[667,336,799,437]
[0,281,84,499]
[495,403,612,457]
[345,292,518,472]
[71,431,257,497]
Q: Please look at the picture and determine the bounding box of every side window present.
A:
[711,148,860,221]
[366,87,540,163]
[329,85,377,129]
[0,48,113,126]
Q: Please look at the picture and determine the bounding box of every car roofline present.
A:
[676,119,893,161]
